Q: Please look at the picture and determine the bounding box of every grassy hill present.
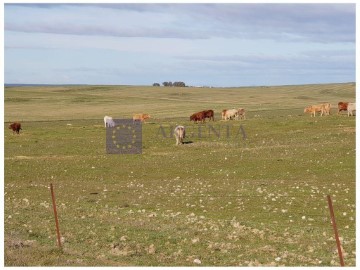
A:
[4,83,355,121]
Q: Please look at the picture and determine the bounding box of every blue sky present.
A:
[4,2,356,87]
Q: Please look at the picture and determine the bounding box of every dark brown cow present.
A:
[337,102,348,114]
[203,110,214,121]
[9,122,22,134]
[190,111,205,123]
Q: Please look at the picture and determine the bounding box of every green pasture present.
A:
[4,83,356,266]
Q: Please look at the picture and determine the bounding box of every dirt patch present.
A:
[5,236,37,249]
[343,127,355,133]
[5,155,79,160]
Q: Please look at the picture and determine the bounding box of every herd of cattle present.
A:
[101,101,355,145]
[304,101,356,117]
[8,102,355,139]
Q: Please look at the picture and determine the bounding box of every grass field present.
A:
[4,83,356,266]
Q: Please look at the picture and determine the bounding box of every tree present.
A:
[173,81,186,87]
[162,81,186,87]
[153,83,160,87]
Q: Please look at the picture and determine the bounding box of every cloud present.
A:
[5,22,209,39]
[4,3,355,43]
[4,3,355,86]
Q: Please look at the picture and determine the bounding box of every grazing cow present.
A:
[337,102,349,115]
[322,103,331,116]
[203,110,215,121]
[224,109,239,120]
[9,122,22,134]
[104,116,115,127]
[221,109,228,120]
[174,125,186,145]
[133,113,151,123]
[347,103,356,117]
[237,108,246,120]
[304,104,327,117]
[190,111,205,123]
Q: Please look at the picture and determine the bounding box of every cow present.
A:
[337,102,349,115]
[321,103,331,116]
[104,115,115,127]
[221,109,228,120]
[203,110,214,121]
[9,122,22,134]
[133,113,151,123]
[224,109,239,120]
[304,104,326,117]
[190,111,205,123]
[347,103,356,117]
[237,108,246,119]
[174,125,186,145]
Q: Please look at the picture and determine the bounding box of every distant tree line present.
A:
[152,81,186,87]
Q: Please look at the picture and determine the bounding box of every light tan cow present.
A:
[347,103,356,116]
[304,104,326,117]
[224,109,238,120]
[237,108,246,119]
[221,109,228,120]
[322,103,331,116]
[133,113,151,123]
[174,125,186,145]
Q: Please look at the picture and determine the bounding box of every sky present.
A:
[3,1,356,87]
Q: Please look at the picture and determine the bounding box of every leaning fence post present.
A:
[50,183,62,248]
[327,195,344,266]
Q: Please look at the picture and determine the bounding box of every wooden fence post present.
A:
[50,183,62,248]
[327,195,344,266]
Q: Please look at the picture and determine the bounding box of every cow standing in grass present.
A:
[203,110,215,121]
[9,122,22,134]
[174,125,186,145]
[304,103,331,117]
[190,111,205,123]
[133,113,151,123]
[347,103,356,117]
[337,102,349,115]
[221,109,228,120]
[224,109,239,120]
[104,116,115,127]
[237,108,246,119]
[322,103,331,115]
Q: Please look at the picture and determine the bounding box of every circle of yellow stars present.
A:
[112,124,137,150]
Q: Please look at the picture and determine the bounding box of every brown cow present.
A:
[133,113,150,123]
[9,122,22,134]
[203,110,214,121]
[337,102,349,115]
[190,111,205,123]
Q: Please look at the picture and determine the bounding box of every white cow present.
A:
[174,125,186,145]
[104,115,115,127]
[347,103,356,117]
[225,109,238,120]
